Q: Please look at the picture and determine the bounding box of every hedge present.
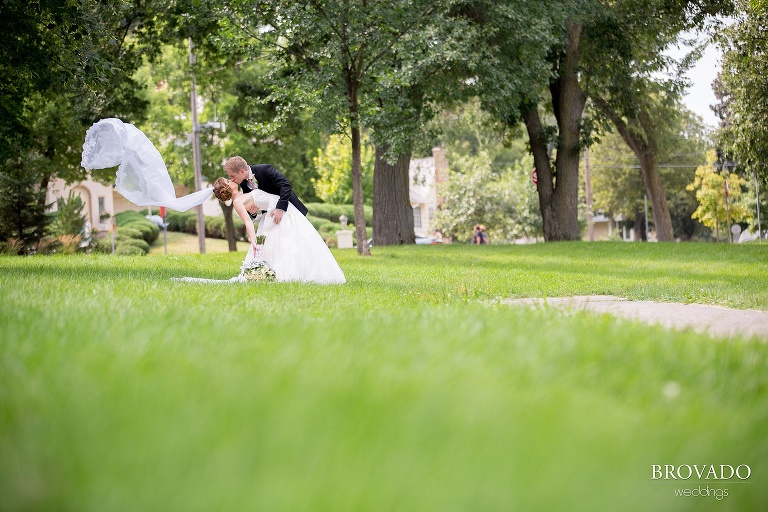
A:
[122,221,159,244]
[305,203,372,225]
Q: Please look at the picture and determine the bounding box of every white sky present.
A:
[665,23,734,129]
[677,43,721,128]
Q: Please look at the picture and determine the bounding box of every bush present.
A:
[95,236,114,254]
[114,210,145,226]
[114,244,146,256]
[115,226,144,241]
[306,203,373,225]
[122,220,159,244]
[166,211,197,234]
[0,238,23,255]
[117,237,150,253]
[205,216,223,239]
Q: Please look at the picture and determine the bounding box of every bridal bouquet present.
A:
[240,259,276,282]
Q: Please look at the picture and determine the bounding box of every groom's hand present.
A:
[245,203,259,215]
[271,209,284,224]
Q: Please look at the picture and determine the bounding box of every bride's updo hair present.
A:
[213,177,233,202]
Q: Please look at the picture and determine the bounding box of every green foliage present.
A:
[134,44,322,201]
[48,192,87,237]
[114,243,148,256]
[589,105,710,239]
[687,150,752,240]
[430,102,542,243]
[716,1,768,179]
[114,210,146,226]
[0,151,49,252]
[122,221,160,245]
[115,226,145,241]
[162,209,248,241]
[115,237,150,253]
[312,134,374,205]
[306,203,373,225]
[204,215,246,241]
[165,211,198,234]
[434,150,542,243]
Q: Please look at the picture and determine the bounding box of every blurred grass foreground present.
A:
[1,242,767,511]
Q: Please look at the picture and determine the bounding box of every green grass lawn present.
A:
[148,231,251,255]
[1,242,767,511]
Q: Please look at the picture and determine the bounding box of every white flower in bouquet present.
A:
[240,259,276,282]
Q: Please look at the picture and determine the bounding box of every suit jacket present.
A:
[241,164,308,216]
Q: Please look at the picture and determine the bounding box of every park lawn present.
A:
[0,242,767,511]
[147,231,250,255]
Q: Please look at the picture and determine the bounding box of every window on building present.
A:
[428,207,434,222]
[98,197,105,217]
[413,207,422,228]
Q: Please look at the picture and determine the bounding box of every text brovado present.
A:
[652,464,751,480]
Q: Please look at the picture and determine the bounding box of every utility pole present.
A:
[724,177,732,243]
[189,38,206,254]
[584,145,594,241]
[644,195,649,241]
[756,171,763,243]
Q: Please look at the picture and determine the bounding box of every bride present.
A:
[81,117,345,285]
[212,177,345,284]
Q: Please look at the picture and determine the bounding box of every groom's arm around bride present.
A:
[223,156,307,225]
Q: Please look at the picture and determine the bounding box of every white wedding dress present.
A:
[243,189,346,284]
[81,118,345,285]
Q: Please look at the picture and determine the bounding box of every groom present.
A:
[223,156,308,224]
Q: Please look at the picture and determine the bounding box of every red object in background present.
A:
[532,169,538,185]
[159,206,167,219]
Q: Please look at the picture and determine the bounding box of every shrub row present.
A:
[126,203,371,249]
[96,210,160,255]
[305,203,372,225]
[165,210,247,241]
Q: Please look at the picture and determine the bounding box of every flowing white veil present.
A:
[81,118,214,212]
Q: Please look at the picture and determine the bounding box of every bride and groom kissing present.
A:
[212,156,345,284]
[80,118,345,284]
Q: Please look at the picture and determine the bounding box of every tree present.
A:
[49,192,87,237]
[224,0,460,255]
[135,41,323,250]
[590,107,710,241]
[0,0,161,247]
[434,151,542,243]
[313,134,374,205]
[464,0,732,241]
[687,150,751,241]
[431,100,542,242]
[0,151,49,252]
[716,1,768,180]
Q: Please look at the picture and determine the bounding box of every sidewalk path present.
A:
[503,295,768,341]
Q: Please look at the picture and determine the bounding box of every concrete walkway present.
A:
[503,295,768,341]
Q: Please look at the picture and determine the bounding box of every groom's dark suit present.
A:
[241,164,308,216]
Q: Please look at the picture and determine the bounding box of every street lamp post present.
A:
[189,38,206,255]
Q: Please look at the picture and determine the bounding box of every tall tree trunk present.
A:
[373,144,414,245]
[347,71,370,256]
[351,123,370,255]
[637,154,674,241]
[593,99,675,241]
[524,20,584,241]
[219,200,237,251]
[633,210,647,241]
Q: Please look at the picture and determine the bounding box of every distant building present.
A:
[409,147,448,237]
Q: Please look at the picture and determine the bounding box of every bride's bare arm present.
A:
[233,195,258,248]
